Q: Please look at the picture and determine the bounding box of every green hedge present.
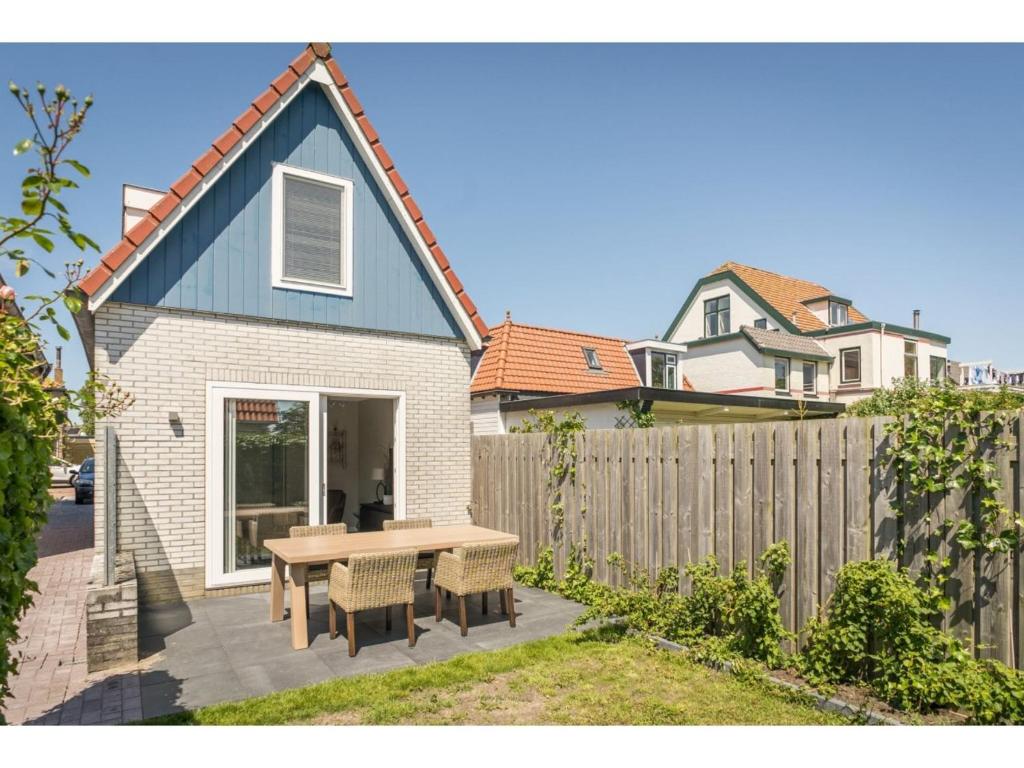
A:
[0,314,61,720]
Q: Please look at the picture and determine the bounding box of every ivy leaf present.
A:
[13,138,32,155]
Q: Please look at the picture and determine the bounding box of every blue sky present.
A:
[1,43,1022,395]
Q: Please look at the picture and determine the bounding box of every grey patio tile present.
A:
[233,652,335,699]
[145,642,232,682]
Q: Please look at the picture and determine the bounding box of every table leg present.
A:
[271,554,285,622]
[290,563,309,650]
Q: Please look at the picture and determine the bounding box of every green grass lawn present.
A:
[146,628,849,725]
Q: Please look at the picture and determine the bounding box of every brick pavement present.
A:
[1,494,142,725]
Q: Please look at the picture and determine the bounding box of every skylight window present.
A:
[583,347,602,370]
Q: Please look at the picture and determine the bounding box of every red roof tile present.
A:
[78,43,486,343]
[710,262,869,333]
[471,318,641,396]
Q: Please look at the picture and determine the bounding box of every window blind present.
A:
[283,176,344,286]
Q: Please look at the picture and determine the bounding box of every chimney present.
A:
[913,309,920,330]
[53,345,63,387]
[122,184,166,237]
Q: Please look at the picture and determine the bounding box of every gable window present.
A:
[930,355,946,382]
[840,347,861,383]
[828,301,849,327]
[753,318,768,330]
[802,361,817,394]
[774,358,790,393]
[704,295,731,337]
[904,340,918,379]
[272,164,353,297]
[583,347,602,371]
[651,352,677,389]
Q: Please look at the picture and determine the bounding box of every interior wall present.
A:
[358,398,395,504]
[326,400,360,527]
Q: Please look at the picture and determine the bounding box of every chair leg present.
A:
[406,603,416,647]
[385,605,392,632]
[500,590,507,615]
[347,611,357,657]
[506,588,516,628]
[426,568,432,591]
[435,585,442,622]
[458,595,468,637]
[482,591,488,615]
[328,600,337,639]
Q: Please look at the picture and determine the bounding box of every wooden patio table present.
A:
[264,524,518,650]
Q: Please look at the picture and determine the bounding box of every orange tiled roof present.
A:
[78,43,486,340]
[471,318,641,396]
[709,262,868,333]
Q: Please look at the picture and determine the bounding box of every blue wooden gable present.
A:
[112,84,462,339]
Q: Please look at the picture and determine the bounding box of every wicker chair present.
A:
[289,523,347,617]
[328,549,418,657]
[383,518,438,589]
[433,540,519,636]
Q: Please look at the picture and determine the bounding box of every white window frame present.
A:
[774,357,790,393]
[271,163,354,297]
[802,361,817,394]
[205,381,406,589]
[828,301,849,327]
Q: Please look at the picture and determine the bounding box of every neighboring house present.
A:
[663,262,951,404]
[948,359,1024,392]
[74,44,488,602]
[470,315,842,435]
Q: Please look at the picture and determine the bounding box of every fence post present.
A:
[104,425,117,587]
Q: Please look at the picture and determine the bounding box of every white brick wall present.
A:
[93,302,473,599]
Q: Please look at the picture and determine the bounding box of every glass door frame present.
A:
[204,381,406,589]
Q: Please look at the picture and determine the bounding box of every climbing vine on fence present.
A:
[865,382,1024,616]
[509,408,587,542]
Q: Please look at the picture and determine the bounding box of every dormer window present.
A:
[828,300,848,327]
[704,295,731,337]
[583,347,602,370]
[272,164,353,297]
[651,352,677,389]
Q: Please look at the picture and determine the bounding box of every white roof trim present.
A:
[88,60,483,351]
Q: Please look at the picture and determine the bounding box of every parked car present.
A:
[74,457,95,505]
[49,457,80,487]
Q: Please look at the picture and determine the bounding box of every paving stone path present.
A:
[2,494,142,725]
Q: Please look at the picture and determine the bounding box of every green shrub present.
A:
[0,316,62,715]
[798,559,1024,723]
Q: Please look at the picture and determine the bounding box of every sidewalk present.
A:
[1,494,142,725]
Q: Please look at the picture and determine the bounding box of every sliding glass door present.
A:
[208,387,320,587]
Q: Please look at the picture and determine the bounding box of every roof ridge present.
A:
[490,313,514,390]
[489,319,630,344]
[713,261,829,291]
[78,43,487,340]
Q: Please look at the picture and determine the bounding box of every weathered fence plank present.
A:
[773,421,797,646]
[733,422,753,577]
[471,412,1024,667]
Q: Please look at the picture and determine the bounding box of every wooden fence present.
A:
[471,415,1023,668]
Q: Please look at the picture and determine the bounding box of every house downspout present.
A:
[879,322,885,389]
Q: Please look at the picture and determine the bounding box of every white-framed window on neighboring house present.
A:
[271,164,354,297]
[828,301,849,327]
[930,355,946,382]
[583,347,602,370]
[840,347,861,384]
[904,340,919,379]
[753,318,768,329]
[651,352,677,389]
[802,361,817,395]
[704,295,731,337]
[774,357,790,393]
